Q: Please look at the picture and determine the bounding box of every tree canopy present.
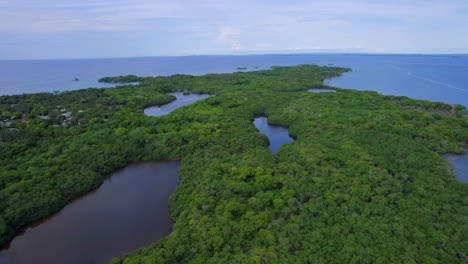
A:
[0,65,467,263]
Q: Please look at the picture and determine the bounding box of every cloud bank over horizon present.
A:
[1,0,468,59]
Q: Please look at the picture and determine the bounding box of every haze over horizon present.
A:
[1,0,468,60]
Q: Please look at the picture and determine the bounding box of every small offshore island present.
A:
[0,65,467,263]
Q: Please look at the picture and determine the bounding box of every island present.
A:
[0,65,467,263]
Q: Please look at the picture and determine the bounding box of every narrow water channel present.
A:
[307,88,336,93]
[0,161,180,264]
[253,117,295,155]
[144,92,212,117]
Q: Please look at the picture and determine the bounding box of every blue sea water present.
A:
[0,54,467,106]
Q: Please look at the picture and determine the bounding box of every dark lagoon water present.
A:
[443,153,468,183]
[253,117,295,155]
[1,54,467,106]
[144,92,212,117]
[0,161,180,264]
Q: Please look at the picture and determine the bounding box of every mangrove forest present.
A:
[0,65,467,263]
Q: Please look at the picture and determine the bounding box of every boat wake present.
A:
[406,71,467,93]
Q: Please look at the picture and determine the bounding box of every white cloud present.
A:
[216,27,241,51]
[0,0,467,58]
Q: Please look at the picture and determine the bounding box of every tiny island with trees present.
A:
[0,65,467,263]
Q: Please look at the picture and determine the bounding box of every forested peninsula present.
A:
[1,65,467,263]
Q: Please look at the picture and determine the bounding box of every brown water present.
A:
[0,161,180,264]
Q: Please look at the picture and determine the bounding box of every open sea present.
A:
[0,54,467,106]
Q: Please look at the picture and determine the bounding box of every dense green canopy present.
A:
[0,65,467,263]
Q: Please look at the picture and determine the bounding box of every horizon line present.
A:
[1,52,467,61]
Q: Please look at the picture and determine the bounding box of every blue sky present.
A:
[1,0,468,59]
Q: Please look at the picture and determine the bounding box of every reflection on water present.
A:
[0,161,180,264]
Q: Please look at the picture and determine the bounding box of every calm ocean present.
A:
[0,54,467,106]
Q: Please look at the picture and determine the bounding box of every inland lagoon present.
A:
[0,161,180,264]
[253,117,295,155]
[144,92,212,117]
